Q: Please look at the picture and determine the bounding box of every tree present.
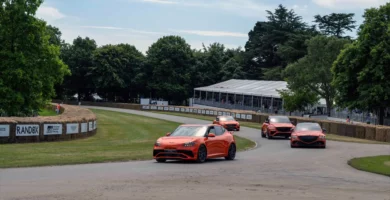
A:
[91,44,145,102]
[46,25,62,46]
[61,36,97,101]
[220,58,245,81]
[314,13,356,38]
[332,3,390,125]
[283,35,350,116]
[278,88,319,115]
[146,36,194,105]
[0,0,70,116]
[244,4,311,80]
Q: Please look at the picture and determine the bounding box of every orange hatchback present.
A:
[213,116,240,131]
[153,124,236,163]
[290,122,326,148]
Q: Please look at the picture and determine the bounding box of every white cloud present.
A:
[172,29,247,38]
[79,26,167,35]
[313,0,387,9]
[36,6,66,23]
[141,0,178,4]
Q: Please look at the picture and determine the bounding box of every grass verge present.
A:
[0,109,255,168]
[150,111,389,145]
[38,107,57,116]
[348,155,390,177]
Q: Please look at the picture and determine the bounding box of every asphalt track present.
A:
[1,106,390,200]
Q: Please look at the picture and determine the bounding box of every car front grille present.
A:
[298,136,319,143]
[153,150,194,158]
[276,127,292,132]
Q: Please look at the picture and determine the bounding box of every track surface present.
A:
[1,106,389,200]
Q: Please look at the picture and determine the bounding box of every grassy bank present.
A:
[348,155,390,177]
[150,111,389,145]
[38,107,57,116]
[0,109,255,168]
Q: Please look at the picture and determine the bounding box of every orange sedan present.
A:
[213,116,240,131]
[290,122,326,148]
[153,124,236,163]
[261,116,295,139]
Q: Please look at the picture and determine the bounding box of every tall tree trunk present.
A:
[325,98,332,117]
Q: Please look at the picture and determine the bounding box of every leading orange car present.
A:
[213,116,240,131]
[290,122,327,148]
[153,124,236,163]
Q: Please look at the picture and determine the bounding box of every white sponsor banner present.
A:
[89,121,93,131]
[67,123,79,134]
[206,110,210,115]
[0,125,10,137]
[175,107,180,112]
[169,107,174,111]
[151,106,157,110]
[241,114,247,119]
[201,110,206,114]
[158,106,164,110]
[93,121,97,130]
[236,113,241,119]
[164,107,169,111]
[222,112,226,116]
[218,112,223,115]
[193,109,197,113]
[142,105,150,110]
[181,108,185,112]
[247,115,252,120]
[189,108,193,113]
[16,124,39,136]
[198,110,202,114]
[44,124,62,135]
[81,123,88,133]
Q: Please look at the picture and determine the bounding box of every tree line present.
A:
[1,0,389,124]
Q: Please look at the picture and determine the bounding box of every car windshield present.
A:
[270,116,291,123]
[220,116,235,121]
[169,125,208,137]
[295,123,322,131]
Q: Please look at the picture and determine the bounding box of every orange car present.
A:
[261,115,295,139]
[290,122,326,148]
[213,116,240,131]
[153,124,236,163]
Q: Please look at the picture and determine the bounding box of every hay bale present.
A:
[375,127,390,142]
[364,125,376,140]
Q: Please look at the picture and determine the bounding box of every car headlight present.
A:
[291,135,298,139]
[154,141,161,146]
[183,141,195,147]
[319,135,326,139]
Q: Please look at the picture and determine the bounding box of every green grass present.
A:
[150,111,389,145]
[0,109,255,168]
[348,155,390,177]
[38,107,57,116]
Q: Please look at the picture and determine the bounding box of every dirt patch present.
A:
[384,161,390,167]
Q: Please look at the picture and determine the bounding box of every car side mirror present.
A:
[322,128,326,133]
[265,120,269,124]
[208,133,216,137]
[166,132,171,136]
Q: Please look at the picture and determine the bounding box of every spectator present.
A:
[346,116,350,123]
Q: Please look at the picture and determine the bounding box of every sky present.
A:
[35,0,388,54]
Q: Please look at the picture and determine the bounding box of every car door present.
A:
[214,125,228,155]
[205,126,218,156]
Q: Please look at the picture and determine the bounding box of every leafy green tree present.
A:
[0,0,70,116]
[283,35,350,116]
[46,25,63,46]
[220,58,245,81]
[61,36,97,101]
[332,3,390,125]
[91,44,145,102]
[278,88,319,115]
[314,13,356,38]
[146,36,194,105]
[244,4,311,80]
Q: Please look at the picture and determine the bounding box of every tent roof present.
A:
[194,79,288,98]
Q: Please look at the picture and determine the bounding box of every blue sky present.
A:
[36,0,388,53]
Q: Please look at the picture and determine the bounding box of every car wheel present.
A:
[236,128,240,131]
[261,129,266,138]
[225,143,236,160]
[266,130,273,139]
[156,158,166,163]
[290,143,295,148]
[321,145,326,149]
[196,145,207,163]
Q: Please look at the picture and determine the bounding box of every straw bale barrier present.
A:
[51,100,390,143]
[0,104,97,143]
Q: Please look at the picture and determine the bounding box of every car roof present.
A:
[296,122,320,126]
[180,124,217,127]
